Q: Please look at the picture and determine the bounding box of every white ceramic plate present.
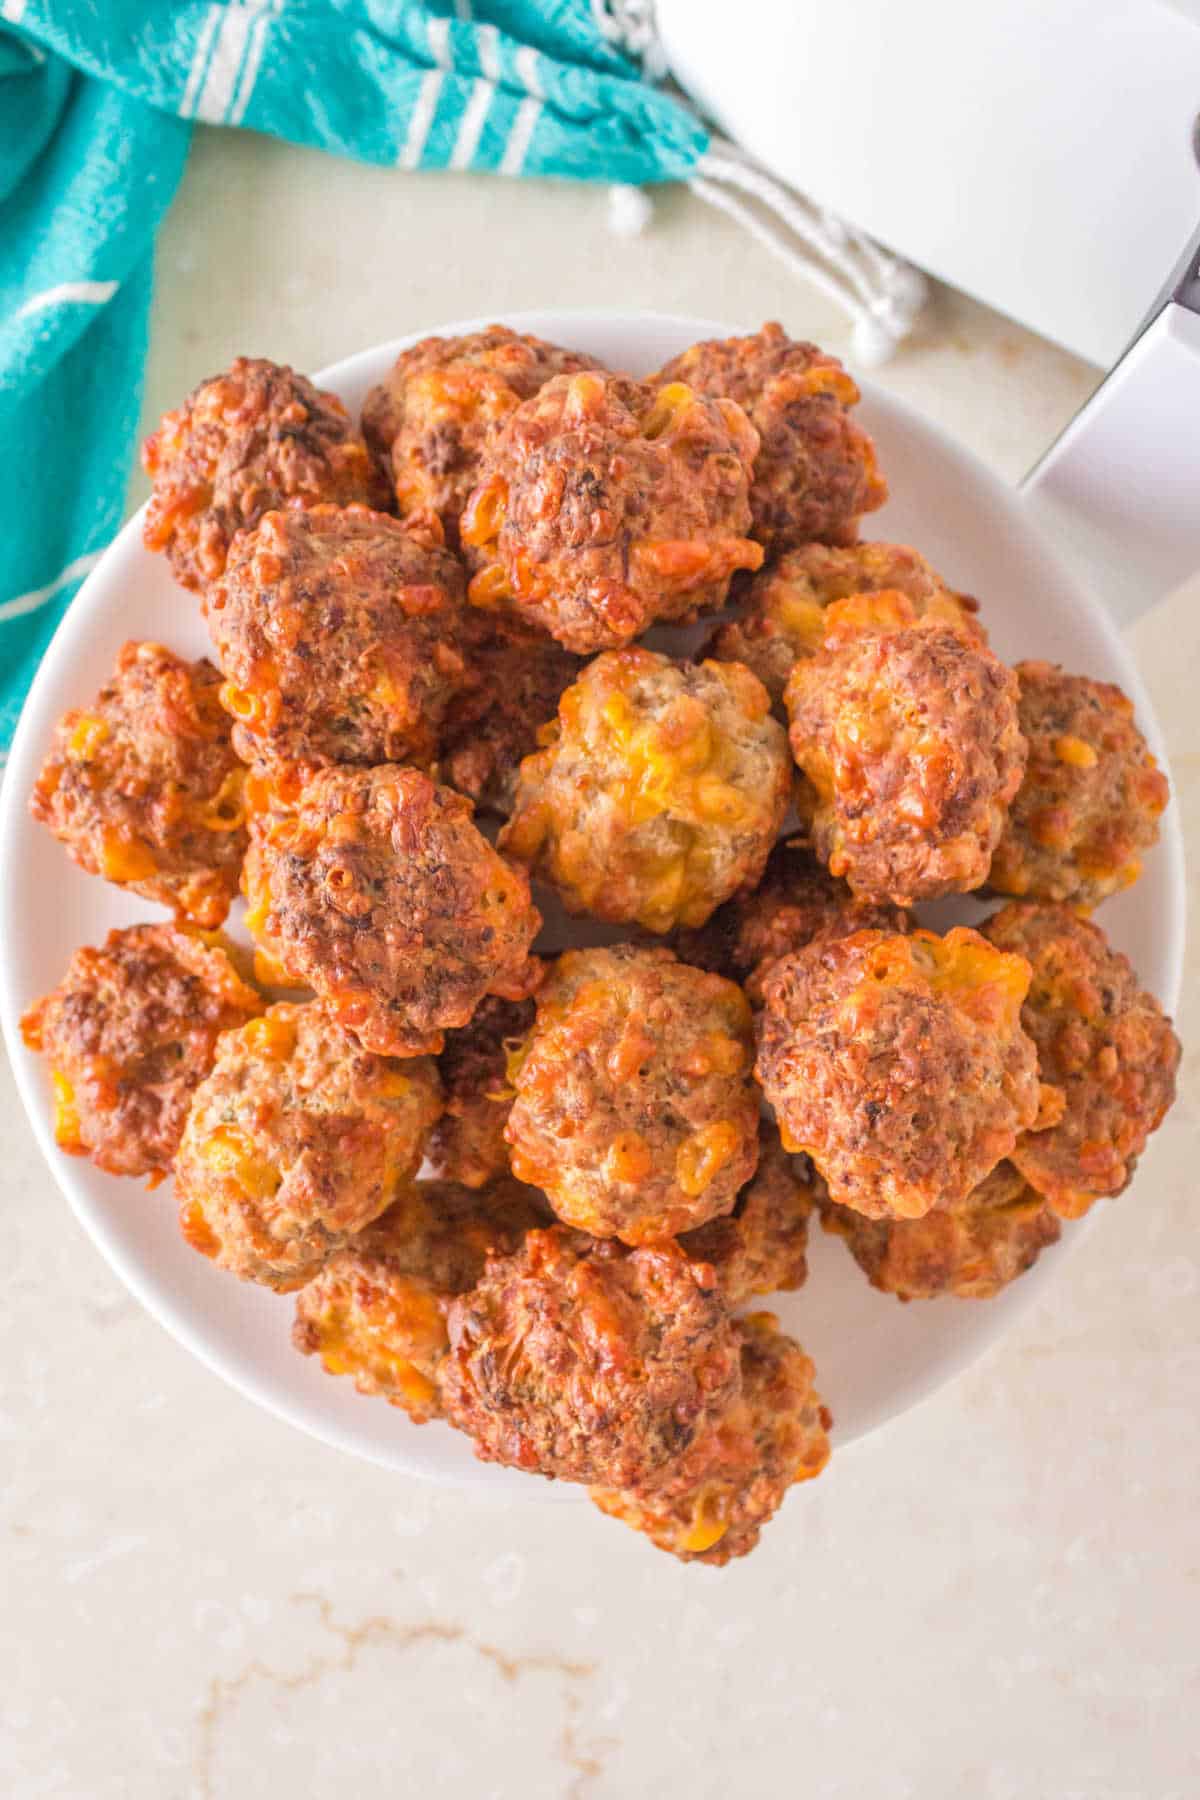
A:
[0,312,1184,1495]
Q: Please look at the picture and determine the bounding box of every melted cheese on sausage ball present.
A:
[242,763,542,1056]
[142,356,386,592]
[174,1000,442,1291]
[31,641,248,929]
[756,927,1046,1221]
[785,591,1026,904]
[500,649,791,934]
[505,945,760,1245]
[461,371,762,652]
[982,903,1180,1219]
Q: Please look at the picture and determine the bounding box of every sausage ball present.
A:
[679,1130,815,1304]
[242,764,542,1057]
[174,1001,442,1291]
[500,649,791,934]
[438,1226,742,1487]
[426,992,536,1189]
[785,592,1026,903]
[589,1313,831,1565]
[142,357,387,592]
[821,1160,1062,1302]
[982,904,1180,1219]
[436,610,582,814]
[31,641,247,929]
[674,837,911,1007]
[707,540,980,706]
[20,924,263,1182]
[460,371,763,652]
[361,326,595,548]
[988,662,1169,906]
[505,946,760,1244]
[292,1176,545,1421]
[654,323,886,551]
[756,927,1045,1220]
[207,504,471,770]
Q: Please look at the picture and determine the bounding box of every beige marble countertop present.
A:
[3,128,1197,1800]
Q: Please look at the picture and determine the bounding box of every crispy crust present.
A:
[142,357,386,591]
[589,1313,831,1564]
[461,371,762,651]
[438,1226,742,1487]
[654,324,886,551]
[242,763,542,1056]
[822,1160,1061,1300]
[292,1176,544,1420]
[755,928,1044,1220]
[982,903,1180,1218]
[174,1001,442,1291]
[785,593,1026,903]
[706,541,981,706]
[361,327,595,549]
[988,662,1169,906]
[506,946,760,1244]
[674,837,910,1007]
[500,649,791,934]
[21,924,263,1181]
[679,1130,814,1303]
[30,641,248,929]
[208,504,470,769]
[426,992,536,1189]
[436,610,582,814]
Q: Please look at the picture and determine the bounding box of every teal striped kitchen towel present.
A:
[0,1,709,756]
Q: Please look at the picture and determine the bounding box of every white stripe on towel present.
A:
[477,23,501,82]
[180,4,223,119]
[499,95,541,176]
[17,281,118,322]
[194,1,273,126]
[427,14,452,70]
[514,45,544,99]
[0,551,104,624]
[450,78,494,170]
[1,0,29,24]
[398,70,444,169]
[229,0,280,126]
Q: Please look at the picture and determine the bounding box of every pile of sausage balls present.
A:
[23,323,1180,1566]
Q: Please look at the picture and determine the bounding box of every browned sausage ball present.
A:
[706,540,981,706]
[21,924,263,1182]
[654,323,887,551]
[821,1160,1062,1301]
[207,504,471,770]
[438,1226,742,1487]
[30,641,248,929]
[292,1176,545,1421]
[505,946,760,1244]
[679,1130,815,1304]
[785,592,1026,903]
[242,764,542,1057]
[982,904,1180,1219]
[174,1001,442,1291]
[756,928,1046,1220]
[142,357,387,592]
[361,326,596,549]
[460,371,763,652]
[436,610,582,814]
[426,992,536,1189]
[589,1312,831,1565]
[988,662,1169,906]
[674,837,911,1007]
[500,650,791,934]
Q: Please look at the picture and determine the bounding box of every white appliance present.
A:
[657,0,1200,615]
